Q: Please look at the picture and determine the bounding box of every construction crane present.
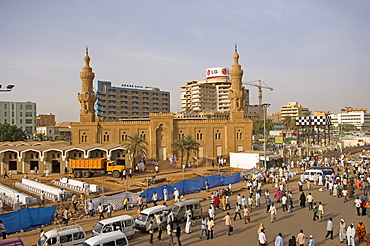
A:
[242,80,273,118]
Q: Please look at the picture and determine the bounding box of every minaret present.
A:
[228,44,246,120]
[78,47,97,123]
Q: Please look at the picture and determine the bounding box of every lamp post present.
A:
[0,84,15,92]
[262,103,271,169]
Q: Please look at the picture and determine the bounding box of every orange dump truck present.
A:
[69,158,125,178]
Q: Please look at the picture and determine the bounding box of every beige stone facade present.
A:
[71,47,253,164]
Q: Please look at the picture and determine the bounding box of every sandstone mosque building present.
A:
[71,47,253,163]
[0,47,253,175]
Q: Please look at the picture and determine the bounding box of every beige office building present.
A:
[280,102,309,120]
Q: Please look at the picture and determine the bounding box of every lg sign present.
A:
[206,67,229,79]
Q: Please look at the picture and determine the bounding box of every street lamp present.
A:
[262,103,271,169]
[0,84,15,92]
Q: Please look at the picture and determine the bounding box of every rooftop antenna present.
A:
[85,45,89,55]
[234,43,238,52]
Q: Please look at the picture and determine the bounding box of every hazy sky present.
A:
[1,1,369,123]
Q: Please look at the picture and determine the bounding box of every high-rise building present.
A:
[0,101,37,135]
[180,67,250,113]
[94,80,170,121]
[280,102,310,120]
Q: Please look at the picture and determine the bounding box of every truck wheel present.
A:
[112,170,121,178]
[82,170,91,178]
[74,170,82,178]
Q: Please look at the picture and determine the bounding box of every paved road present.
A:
[14,171,370,246]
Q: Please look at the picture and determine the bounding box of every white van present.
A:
[92,215,135,239]
[83,231,129,246]
[135,205,168,231]
[37,224,86,246]
[171,199,202,222]
[303,169,324,181]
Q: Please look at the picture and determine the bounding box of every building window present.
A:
[121,132,128,141]
[236,130,243,140]
[20,112,22,117]
[196,130,203,140]
[103,132,110,142]
[140,131,146,140]
[25,105,32,110]
[215,130,221,140]
[20,119,22,124]
[81,132,87,143]
[25,119,32,124]
[179,131,184,139]
[4,112,6,117]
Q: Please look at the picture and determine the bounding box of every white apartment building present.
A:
[280,102,310,120]
[330,110,370,131]
[0,101,37,136]
[180,67,250,113]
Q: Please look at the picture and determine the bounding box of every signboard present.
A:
[206,67,229,79]
[275,137,284,144]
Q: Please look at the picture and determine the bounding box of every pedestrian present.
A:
[281,194,287,212]
[173,188,179,202]
[34,166,38,175]
[325,217,333,239]
[123,198,129,210]
[258,228,267,246]
[87,200,94,217]
[313,202,319,221]
[225,195,231,210]
[308,235,316,246]
[128,168,132,178]
[155,165,159,175]
[167,223,174,245]
[299,192,306,208]
[206,217,215,240]
[266,196,272,213]
[318,202,324,222]
[296,229,306,246]
[121,169,126,180]
[0,220,6,239]
[106,202,113,218]
[234,203,242,220]
[0,199,3,215]
[199,216,207,238]
[62,208,70,225]
[208,205,215,220]
[40,191,45,206]
[306,193,313,210]
[3,169,9,179]
[223,212,232,236]
[185,214,193,233]
[175,223,182,246]
[256,192,261,207]
[72,194,78,211]
[342,189,348,203]
[346,223,355,246]
[288,236,296,246]
[45,168,49,177]
[356,221,366,244]
[163,186,168,201]
[156,214,163,241]
[205,179,210,192]
[275,232,283,246]
[148,221,154,244]
[98,203,104,220]
[339,219,347,243]
[269,203,277,223]
[354,196,361,216]
[152,191,158,206]
[306,180,311,190]
[243,205,251,224]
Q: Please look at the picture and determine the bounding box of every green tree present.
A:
[122,133,148,168]
[172,135,200,167]
[252,118,274,135]
[282,116,296,131]
[0,123,27,142]
[33,133,47,141]
[341,123,357,132]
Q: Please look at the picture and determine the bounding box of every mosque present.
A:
[0,47,253,175]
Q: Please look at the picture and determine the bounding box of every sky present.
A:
[1,1,369,123]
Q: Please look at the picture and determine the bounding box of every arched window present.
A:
[179,130,184,139]
[215,130,221,140]
[103,132,110,142]
[196,130,203,140]
[121,132,128,141]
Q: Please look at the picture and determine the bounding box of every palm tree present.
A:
[122,133,148,168]
[172,138,186,167]
[172,135,200,167]
[183,135,200,166]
